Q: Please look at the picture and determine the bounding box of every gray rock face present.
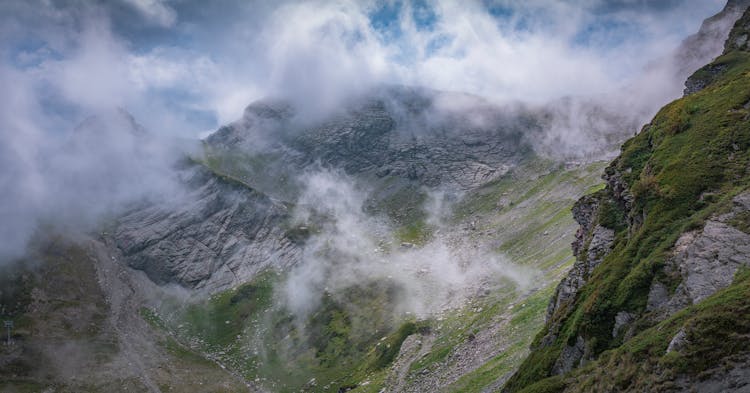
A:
[685,64,730,95]
[544,219,614,373]
[114,164,300,293]
[585,226,615,274]
[673,352,750,393]
[683,0,750,95]
[552,336,586,375]
[666,328,688,354]
[545,225,614,325]
[646,281,672,313]
[725,1,750,53]
[647,193,750,318]
[672,222,750,303]
[603,167,637,231]
[571,194,601,259]
[290,106,525,189]
[208,87,533,191]
[612,311,635,339]
[546,195,615,325]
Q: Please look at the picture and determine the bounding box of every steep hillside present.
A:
[0,235,249,392]
[146,158,607,393]
[113,160,300,293]
[504,6,750,393]
[133,88,607,392]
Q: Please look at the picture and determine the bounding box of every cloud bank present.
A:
[283,170,534,319]
[0,0,731,260]
[0,0,726,135]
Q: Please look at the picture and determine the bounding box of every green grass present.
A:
[526,267,750,392]
[444,287,556,393]
[505,40,750,393]
[168,151,607,392]
[182,270,277,348]
[198,143,301,201]
[158,271,427,392]
[395,219,432,244]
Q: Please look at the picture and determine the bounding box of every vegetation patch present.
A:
[505,43,750,393]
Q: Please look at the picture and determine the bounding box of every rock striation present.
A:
[114,162,300,293]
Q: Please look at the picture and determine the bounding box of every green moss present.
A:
[506,44,750,393]
[167,272,424,392]
[526,267,750,392]
[182,270,277,348]
[0,381,50,393]
[729,210,750,233]
[367,321,428,371]
[395,219,431,244]
[516,376,567,393]
[595,195,626,231]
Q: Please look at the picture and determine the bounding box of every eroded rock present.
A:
[114,164,301,293]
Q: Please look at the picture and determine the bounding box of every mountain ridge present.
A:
[504,5,750,392]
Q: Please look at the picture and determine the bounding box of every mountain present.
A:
[2,81,602,392]
[504,6,750,392]
[2,3,748,393]
[680,0,750,95]
[113,86,537,295]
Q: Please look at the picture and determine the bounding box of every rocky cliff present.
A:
[206,86,533,191]
[113,162,300,293]
[504,5,750,392]
[679,0,750,95]
[113,86,537,294]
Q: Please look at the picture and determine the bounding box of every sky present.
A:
[0,0,726,138]
[0,0,731,260]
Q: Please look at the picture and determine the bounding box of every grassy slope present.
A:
[0,237,246,393]
[420,160,607,393]
[505,28,750,393]
[150,156,606,392]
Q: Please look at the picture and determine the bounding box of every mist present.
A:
[0,0,734,262]
[0,106,185,260]
[282,170,535,319]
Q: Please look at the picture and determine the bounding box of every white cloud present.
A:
[0,0,733,260]
[122,0,177,27]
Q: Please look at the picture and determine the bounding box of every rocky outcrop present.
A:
[603,166,638,231]
[551,336,586,376]
[114,162,301,293]
[290,102,526,189]
[542,188,750,377]
[725,0,750,53]
[543,224,615,372]
[207,87,533,191]
[684,64,730,95]
[683,0,750,95]
[647,193,750,318]
[538,191,616,374]
[672,353,750,393]
[546,191,617,326]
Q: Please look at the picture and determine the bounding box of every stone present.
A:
[612,311,635,338]
[666,328,688,354]
[552,336,586,375]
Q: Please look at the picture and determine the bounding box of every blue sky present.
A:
[0,0,726,137]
